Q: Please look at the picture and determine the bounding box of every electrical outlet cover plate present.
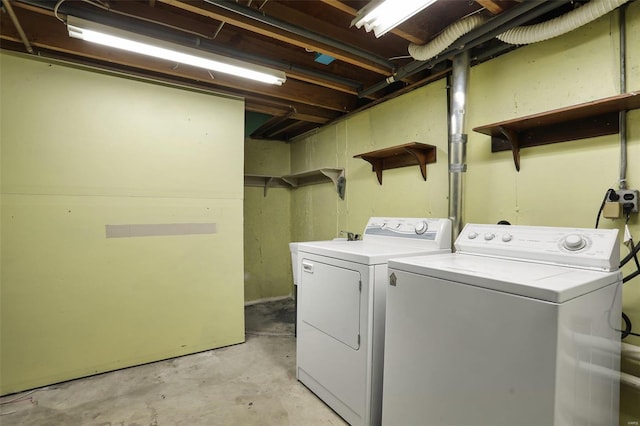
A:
[603,202,622,219]
[616,189,639,213]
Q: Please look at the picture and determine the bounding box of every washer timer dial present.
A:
[562,234,587,251]
[415,221,428,235]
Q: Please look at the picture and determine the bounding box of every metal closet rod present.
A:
[358,0,571,98]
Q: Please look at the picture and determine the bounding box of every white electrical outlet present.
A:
[615,189,639,213]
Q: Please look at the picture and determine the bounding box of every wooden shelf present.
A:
[283,168,346,199]
[473,92,640,171]
[353,142,437,185]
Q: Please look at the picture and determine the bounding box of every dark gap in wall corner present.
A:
[245,111,273,138]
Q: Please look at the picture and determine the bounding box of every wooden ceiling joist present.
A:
[158,0,394,75]
[476,0,506,14]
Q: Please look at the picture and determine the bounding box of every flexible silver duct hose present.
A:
[497,0,630,45]
[408,0,630,61]
[408,15,486,61]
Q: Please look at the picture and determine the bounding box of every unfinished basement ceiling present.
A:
[1,0,578,141]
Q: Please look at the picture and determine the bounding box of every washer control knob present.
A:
[563,234,586,251]
[484,233,495,241]
[415,221,428,235]
[468,231,478,239]
[502,233,513,242]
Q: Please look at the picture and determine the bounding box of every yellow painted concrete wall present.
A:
[244,138,292,301]
[0,52,245,395]
[290,4,640,421]
[291,80,449,241]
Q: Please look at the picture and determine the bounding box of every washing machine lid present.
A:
[388,254,621,303]
[298,240,450,265]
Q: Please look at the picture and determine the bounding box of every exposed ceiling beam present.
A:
[475,0,506,14]
[259,1,406,59]
[158,0,395,75]
[245,97,340,124]
[241,94,342,124]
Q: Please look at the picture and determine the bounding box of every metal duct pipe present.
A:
[497,0,630,45]
[4,0,34,53]
[619,4,628,189]
[449,51,470,241]
[204,0,396,72]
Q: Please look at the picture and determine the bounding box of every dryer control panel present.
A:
[456,224,619,271]
[364,217,452,249]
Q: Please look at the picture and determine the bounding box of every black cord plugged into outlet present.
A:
[595,188,616,228]
[594,189,640,339]
[623,203,635,214]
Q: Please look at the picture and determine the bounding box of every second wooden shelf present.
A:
[473,91,640,171]
[354,142,437,185]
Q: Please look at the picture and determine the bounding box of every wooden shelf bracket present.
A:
[497,125,521,172]
[244,174,290,196]
[282,168,346,199]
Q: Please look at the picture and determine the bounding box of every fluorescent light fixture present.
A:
[67,16,286,85]
[352,0,437,38]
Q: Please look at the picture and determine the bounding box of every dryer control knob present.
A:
[415,221,428,235]
[563,234,586,251]
[484,233,495,241]
[468,232,478,239]
[502,233,513,242]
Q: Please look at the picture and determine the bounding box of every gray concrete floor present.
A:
[0,298,346,425]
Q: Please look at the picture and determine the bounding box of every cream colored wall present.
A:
[0,52,245,395]
[290,3,640,421]
[244,138,292,301]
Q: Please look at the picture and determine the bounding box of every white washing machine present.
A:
[296,217,452,426]
[383,223,623,426]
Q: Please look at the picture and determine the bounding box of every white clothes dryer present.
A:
[296,217,452,426]
[383,223,623,426]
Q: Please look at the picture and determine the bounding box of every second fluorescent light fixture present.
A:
[352,0,437,38]
[67,16,286,85]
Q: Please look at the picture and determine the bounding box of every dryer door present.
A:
[299,259,361,349]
